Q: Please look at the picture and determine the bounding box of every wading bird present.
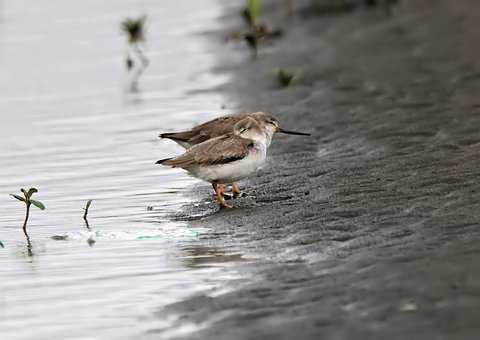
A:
[157,117,269,208]
[159,112,310,198]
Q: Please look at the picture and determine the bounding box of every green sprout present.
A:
[10,188,45,237]
[243,0,262,28]
[277,69,296,87]
[121,15,147,44]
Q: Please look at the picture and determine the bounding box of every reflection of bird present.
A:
[157,117,268,208]
[159,112,310,199]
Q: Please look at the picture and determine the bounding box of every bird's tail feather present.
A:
[159,132,191,142]
[155,157,173,165]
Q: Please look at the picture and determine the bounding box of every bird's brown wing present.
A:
[161,113,249,145]
[193,134,253,165]
[161,134,253,168]
[160,152,195,168]
[187,114,249,144]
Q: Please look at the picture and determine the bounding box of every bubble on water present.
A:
[50,227,207,242]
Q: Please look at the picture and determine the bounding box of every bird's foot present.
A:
[224,192,246,200]
[213,183,233,208]
[219,201,233,209]
[231,182,243,198]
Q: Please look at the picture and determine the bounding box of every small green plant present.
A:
[121,15,147,44]
[277,68,296,87]
[10,188,45,237]
[0,241,4,248]
[83,199,92,229]
[243,0,262,28]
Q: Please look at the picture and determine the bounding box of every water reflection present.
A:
[24,232,34,258]
[0,1,239,339]
[181,246,245,269]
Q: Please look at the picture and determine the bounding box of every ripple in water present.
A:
[0,1,243,339]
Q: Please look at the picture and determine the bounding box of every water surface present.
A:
[0,1,242,339]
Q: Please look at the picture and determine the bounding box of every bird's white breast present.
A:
[190,142,267,183]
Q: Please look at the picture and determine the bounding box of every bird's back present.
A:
[160,113,250,148]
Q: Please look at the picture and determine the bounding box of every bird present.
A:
[159,112,310,198]
[156,117,268,209]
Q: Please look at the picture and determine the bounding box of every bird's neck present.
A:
[252,138,267,151]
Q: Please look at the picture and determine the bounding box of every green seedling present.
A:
[121,15,146,44]
[10,188,45,237]
[277,69,296,87]
[243,0,262,27]
[83,199,92,229]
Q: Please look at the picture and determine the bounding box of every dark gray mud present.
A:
[161,1,480,339]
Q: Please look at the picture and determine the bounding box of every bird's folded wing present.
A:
[160,152,195,167]
[189,115,248,144]
[194,135,253,165]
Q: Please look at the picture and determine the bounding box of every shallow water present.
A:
[0,1,242,339]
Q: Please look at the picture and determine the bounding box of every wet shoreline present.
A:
[162,1,480,339]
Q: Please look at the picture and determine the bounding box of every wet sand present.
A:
[162,1,480,339]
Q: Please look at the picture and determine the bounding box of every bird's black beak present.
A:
[277,128,311,136]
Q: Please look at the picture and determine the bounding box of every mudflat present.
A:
[163,1,480,339]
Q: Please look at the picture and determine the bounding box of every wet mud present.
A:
[159,1,480,339]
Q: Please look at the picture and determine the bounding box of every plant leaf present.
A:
[0,241,4,248]
[10,194,26,202]
[30,199,45,210]
[86,199,92,210]
[27,188,38,199]
[248,0,261,25]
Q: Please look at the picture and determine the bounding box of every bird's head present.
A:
[233,117,265,143]
[250,112,311,146]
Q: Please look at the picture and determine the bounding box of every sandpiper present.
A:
[156,117,268,208]
[159,111,309,197]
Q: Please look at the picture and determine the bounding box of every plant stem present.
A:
[83,205,90,230]
[22,203,30,238]
[83,206,89,221]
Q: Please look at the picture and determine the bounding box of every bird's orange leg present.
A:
[231,181,242,198]
[214,183,228,198]
[212,183,232,209]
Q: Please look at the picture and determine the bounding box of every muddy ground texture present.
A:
[162,1,480,339]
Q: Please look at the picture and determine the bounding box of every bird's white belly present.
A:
[190,145,266,183]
